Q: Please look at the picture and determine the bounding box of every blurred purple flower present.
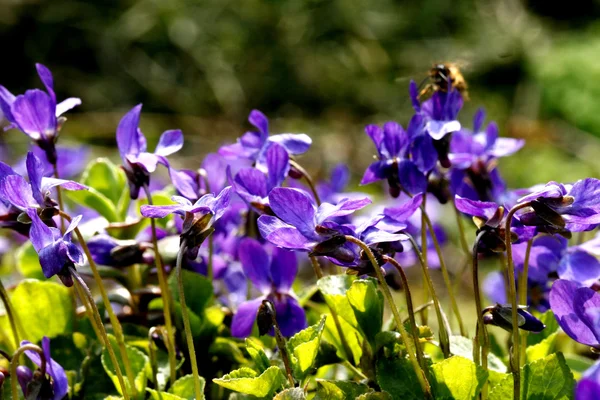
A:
[0,64,81,165]
[219,110,311,171]
[231,238,306,338]
[19,337,68,400]
[15,145,90,179]
[87,234,147,268]
[360,117,436,197]
[257,187,371,265]
[172,153,230,201]
[26,208,83,286]
[550,279,600,348]
[116,104,184,199]
[577,360,600,399]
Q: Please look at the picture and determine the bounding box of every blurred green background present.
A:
[1,0,600,184]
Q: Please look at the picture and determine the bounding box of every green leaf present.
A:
[526,332,557,363]
[168,269,213,317]
[101,334,151,396]
[15,242,46,280]
[346,279,383,344]
[322,310,363,364]
[314,380,371,399]
[152,348,185,391]
[274,388,306,399]
[431,356,488,400]
[376,356,423,400]
[82,158,127,205]
[564,353,595,380]
[356,393,392,400]
[527,310,559,347]
[488,353,575,400]
[448,335,507,373]
[213,366,286,398]
[317,275,358,327]
[209,338,247,365]
[169,374,205,400]
[286,315,326,380]
[67,187,119,222]
[245,338,271,373]
[147,389,184,400]
[0,279,74,345]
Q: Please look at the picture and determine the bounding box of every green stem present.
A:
[176,242,204,400]
[310,256,355,363]
[70,267,130,400]
[452,198,471,256]
[519,239,533,367]
[420,195,430,325]
[472,231,486,366]
[74,281,105,345]
[407,235,451,358]
[10,344,46,400]
[422,208,466,336]
[383,255,428,375]
[52,163,66,233]
[143,185,177,386]
[208,235,214,281]
[59,211,137,397]
[345,236,432,398]
[263,300,295,387]
[0,279,19,350]
[504,202,531,400]
[290,160,322,205]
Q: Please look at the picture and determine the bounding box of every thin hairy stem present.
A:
[70,268,129,399]
[383,255,428,374]
[519,239,533,367]
[420,195,430,325]
[264,300,295,386]
[504,202,531,400]
[452,198,471,256]
[143,185,177,385]
[0,279,19,350]
[176,242,204,400]
[422,209,466,336]
[345,236,432,398]
[290,160,321,205]
[74,281,104,345]
[407,234,451,358]
[59,211,137,396]
[10,344,46,400]
[472,231,490,399]
[310,256,355,363]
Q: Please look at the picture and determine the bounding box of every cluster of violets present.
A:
[1,63,600,399]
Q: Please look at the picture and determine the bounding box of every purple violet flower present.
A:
[231,238,306,338]
[26,208,83,286]
[360,117,437,197]
[577,360,600,399]
[87,234,148,268]
[219,110,311,171]
[19,337,68,400]
[15,145,90,179]
[116,104,184,199]
[140,187,232,256]
[517,179,600,233]
[550,279,600,348]
[257,187,371,265]
[0,152,86,213]
[0,64,81,165]
[171,153,230,202]
[228,143,289,214]
[409,80,462,167]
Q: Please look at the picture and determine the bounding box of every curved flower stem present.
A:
[452,198,471,256]
[289,160,322,206]
[383,255,428,374]
[407,235,451,358]
[344,236,432,398]
[59,211,137,397]
[176,241,204,400]
[421,208,466,337]
[52,163,66,232]
[471,231,488,369]
[74,281,104,345]
[10,344,46,400]
[70,267,130,400]
[309,256,354,363]
[420,195,430,325]
[519,239,533,367]
[0,279,20,350]
[142,185,177,386]
[504,201,531,400]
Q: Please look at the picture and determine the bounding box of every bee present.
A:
[419,62,469,100]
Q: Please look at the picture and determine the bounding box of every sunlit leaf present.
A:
[101,334,151,396]
[431,356,488,400]
[212,366,286,398]
[286,315,326,381]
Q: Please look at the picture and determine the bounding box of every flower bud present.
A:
[257,300,275,336]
